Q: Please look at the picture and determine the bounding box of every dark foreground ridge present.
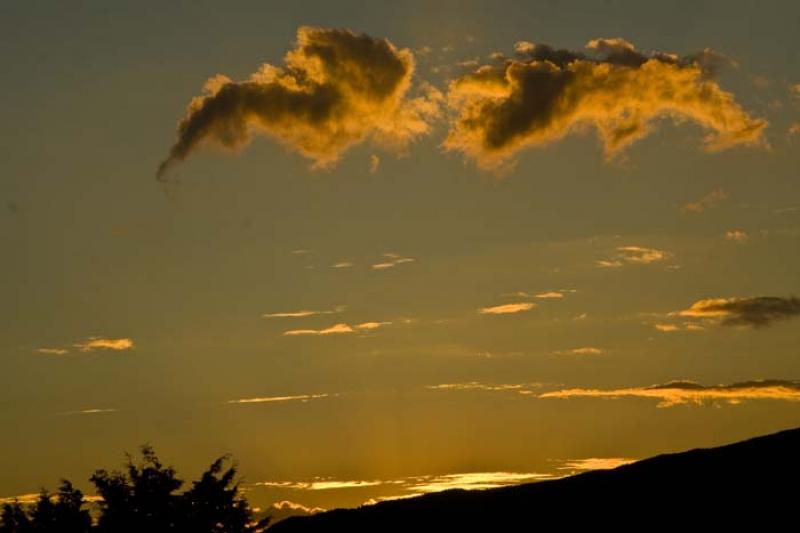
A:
[270,426,800,531]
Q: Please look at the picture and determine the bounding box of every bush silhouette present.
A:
[1,446,269,533]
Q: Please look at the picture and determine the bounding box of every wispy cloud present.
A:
[73,337,134,352]
[256,479,382,491]
[228,394,329,404]
[652,322,705,333]
[556,458,636,471]
[263,306,344,318]
[535,291,564,299]
[539,379,800,407]
[371,253,416,270]
[426,382,534,392]
[682,187,727,213]
[331,261,354,269]
[36,347,69,355]
[478,302,536,315]
[369,154,381,174]
[264,501,325,523]
[555,347,605,356]
[63,408,117,416]
[405,472,551,493]
[597,246,671,267]
[675,296,800,328]
[724,229,749,243]
[255,471,551,496]
[283,321,391,336]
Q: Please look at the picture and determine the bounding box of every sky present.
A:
[1,0,800,517]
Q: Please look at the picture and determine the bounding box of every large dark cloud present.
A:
[158,27,439,179]
[444,38,767,170]
[678,296,800,327]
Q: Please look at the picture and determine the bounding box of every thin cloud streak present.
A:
[228,394,329,404]
[263,306,345,318]
[478,302,536,315]
[539,379,800,407]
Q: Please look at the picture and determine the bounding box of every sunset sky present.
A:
[2,0,800,515]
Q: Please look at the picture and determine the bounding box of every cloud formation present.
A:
[682,187,727,213]
[557,457,636,471]
[676,296,800,327]
[283,321,391,336]
[539,379,800,407]
[228,393,329,404]
[264,501,325,523]
[158,27,439,178]
[444,38,766,169]
[426,382,532,392]
[478,302,536,315]
[255,471,551,497]
[555,347,605,356]
[73,337,134,352]
[36,347,69,355]
[263,306,344,318]
[371,253,415,270]
[597,245,671,267]
[724,229,749,242]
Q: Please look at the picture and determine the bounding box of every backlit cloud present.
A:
[256,479,382,491]
[682,187,727,213]
[263,306,344,318]
[555,347,605,356]
[444,38,766,170]
[676,296,800,327]
[597,245,671,267]
[265,501,325,523]
[535,291,564,299]
[539,379,800,407]
[556,457,636,471]
[36,347,69,355]
[725,229,749,242]
[283,323,355,336]
[478,302,536,314]
[254,471,550,496]
[158,27,440,178]
[426,382,532,392]
[371,253,415,270]
[283,321,391,336]
[73,337,134,352]
[227,394,329,404]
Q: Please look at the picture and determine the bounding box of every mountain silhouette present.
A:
[268,426,800,531]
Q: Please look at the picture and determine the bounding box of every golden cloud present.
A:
[158,27,440,178]
[539,379,800,407]
[557,457,636,471]
[597,245,671,267]
[478,302,536,314]
[676,296,800,327]
[725,229,749,242]
[444,39,766,170]
[73,337,134,352]
[227,393,329,404]
[282,321,391,336]
[682,186,727,213]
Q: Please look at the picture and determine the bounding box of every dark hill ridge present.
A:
[268,426,800,531]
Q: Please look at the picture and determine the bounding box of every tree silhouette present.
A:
[0,446,270,533]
